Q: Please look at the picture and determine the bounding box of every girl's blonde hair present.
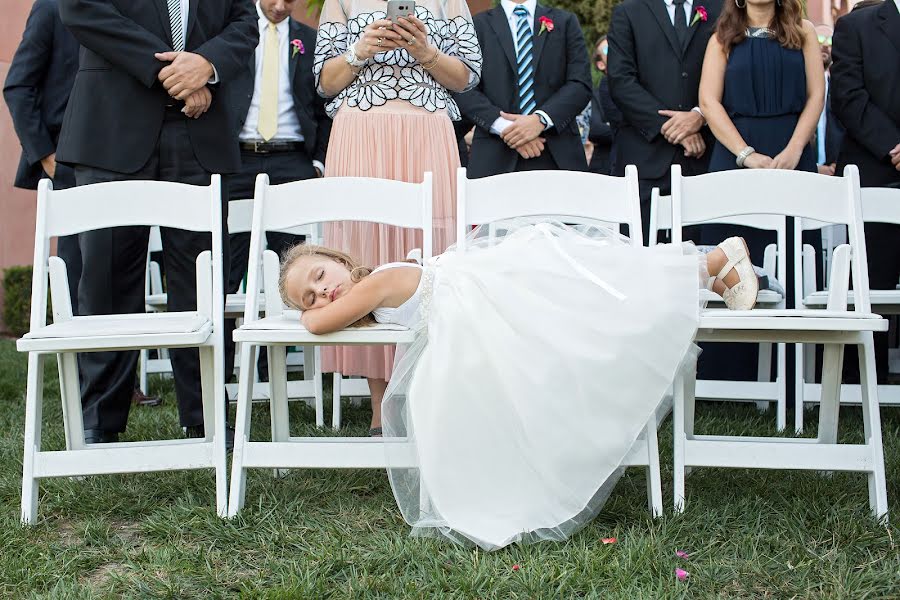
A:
[278,244,377,327]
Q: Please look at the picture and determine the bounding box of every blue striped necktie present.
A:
[168,0,185,51]
[513,5,536,115]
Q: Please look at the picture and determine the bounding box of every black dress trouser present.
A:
[75,113,229,432]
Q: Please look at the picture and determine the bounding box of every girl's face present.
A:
[285,255,354,310]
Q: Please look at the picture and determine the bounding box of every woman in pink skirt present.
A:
[314,0,482,434]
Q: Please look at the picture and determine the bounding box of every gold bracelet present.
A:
[421,47,441,70]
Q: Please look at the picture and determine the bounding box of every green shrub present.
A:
[2,266,33,336]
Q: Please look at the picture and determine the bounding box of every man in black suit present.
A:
[454,0,591,178]
[56,0,258,444]
[224,0,331,377]
[607,0,721,241]
[832,0,900,382]
[4,0,80,309]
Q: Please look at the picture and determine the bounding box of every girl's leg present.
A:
[368,377,387,435]
[704,246,743,295]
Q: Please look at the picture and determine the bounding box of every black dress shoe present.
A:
[84,429,119,444]
[183,424,235,451]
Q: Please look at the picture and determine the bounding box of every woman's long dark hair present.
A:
[715,0,806,54]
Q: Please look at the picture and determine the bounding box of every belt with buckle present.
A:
[240,140,304,153]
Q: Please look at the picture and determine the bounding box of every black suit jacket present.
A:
[3,0,80,189]
[607,0,721,180]
[56,0,258,174]
[231,18,330,165]
[832,1,900,187]
[453,5,592,178]
[823,83,845,166]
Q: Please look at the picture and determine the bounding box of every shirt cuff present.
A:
[691,106,705,124]
[490,117,514,135]
[208,63,219,85]
[534,110,554,130]
[312,160,325,175]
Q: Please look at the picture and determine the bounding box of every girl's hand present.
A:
[743,152,774,169]
[771,144,803,170]
[392,15,432,63]
[356,19,404,60]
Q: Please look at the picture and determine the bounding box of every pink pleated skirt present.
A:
[321,101,460,380]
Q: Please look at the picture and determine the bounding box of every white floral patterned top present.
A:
[314,0,482,120]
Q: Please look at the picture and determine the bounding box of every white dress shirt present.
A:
[663,0,694,26]
[895,0,900,16]
[241,6,323,172]
[490,0,554,136]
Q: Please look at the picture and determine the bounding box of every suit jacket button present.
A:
[677,104,684,110]
[682,72,688,78]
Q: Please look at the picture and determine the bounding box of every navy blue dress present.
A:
[708,28,816,172]
[700,29,818,384]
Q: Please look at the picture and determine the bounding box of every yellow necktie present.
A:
[257,22,280,141]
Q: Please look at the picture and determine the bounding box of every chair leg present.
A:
[21,353,45,524]
[58,352,85,451]
[228,343,258,518]
[859,334,888,520]
[795,343,806,434]
[199,345,227,517]
[775,342,786,432]
[267,345,290,478]
[139,348,149,394]
[673,369,688,513]
[643,418,663,517]
[313,348,324,429]
[755,342,772,414]
[332,372,343,430]
[817,343,844,445]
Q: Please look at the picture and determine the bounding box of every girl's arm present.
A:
[699,35,773,168]
[301,275,388,335]
[771,20,825,170]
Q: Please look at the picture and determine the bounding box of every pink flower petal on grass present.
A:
[512,564,521,571]
[601,537,617,544]
[675,550,690,559]
[675,568,689,581]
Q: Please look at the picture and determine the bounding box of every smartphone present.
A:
[386,0,416,23]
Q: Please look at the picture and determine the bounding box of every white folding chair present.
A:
[224,199,324,419]
[456,165,663,516]
[227,173,432,517]
[17,177,228,522]
[650,189,789,430]
[796,186,900,431]
[671,166,889,519]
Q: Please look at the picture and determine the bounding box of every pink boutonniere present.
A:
[690,6,708,26]
[538,16,554,35]
[291,38,305,58]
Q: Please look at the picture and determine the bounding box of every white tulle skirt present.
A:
[382,221,704,551]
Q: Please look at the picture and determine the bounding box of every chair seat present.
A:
[18,312,212,352]
[802,290,900,312]
[698,308,887,334]
[233,312,414,345]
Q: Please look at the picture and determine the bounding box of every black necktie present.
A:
[672,0,688,47]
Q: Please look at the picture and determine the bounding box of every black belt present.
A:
[240,140,304,153]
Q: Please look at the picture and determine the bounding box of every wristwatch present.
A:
[344,43,367,68]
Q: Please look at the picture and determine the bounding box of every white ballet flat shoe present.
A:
[708,237,759,310]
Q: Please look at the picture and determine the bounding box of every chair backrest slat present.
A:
[457,166,642,249]
[671,165,871,313]
[43,180,215,237]
[243,174,434,322]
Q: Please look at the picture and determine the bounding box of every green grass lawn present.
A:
[1,338,899,598]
